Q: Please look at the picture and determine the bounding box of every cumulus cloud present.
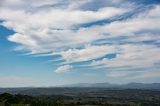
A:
[0,0,160,77]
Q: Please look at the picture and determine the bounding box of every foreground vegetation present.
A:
[0,89,160,106]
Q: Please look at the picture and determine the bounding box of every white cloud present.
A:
[90,44,160,69]
[55,65,72,73]
[0,5,128,55]
[0,0,62,9]
[104,5,160,36]
[60,45,116,63]
[86,5,160,71]
[0,0,160,75]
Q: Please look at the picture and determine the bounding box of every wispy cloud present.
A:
[0,0,160,80]
[55,65,72,73]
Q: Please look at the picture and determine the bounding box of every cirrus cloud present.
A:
[0,0,160,78]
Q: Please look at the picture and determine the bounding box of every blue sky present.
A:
[0,0,160,87]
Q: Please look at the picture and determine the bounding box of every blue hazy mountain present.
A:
[0,83,160,96]
[65,82,160,89]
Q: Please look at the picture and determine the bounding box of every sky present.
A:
[0,0,160,87]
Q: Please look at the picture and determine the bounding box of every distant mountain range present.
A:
[65,82,160,89]
[0,83,160,96]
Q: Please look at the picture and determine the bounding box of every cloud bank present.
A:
[0,0,160,78]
